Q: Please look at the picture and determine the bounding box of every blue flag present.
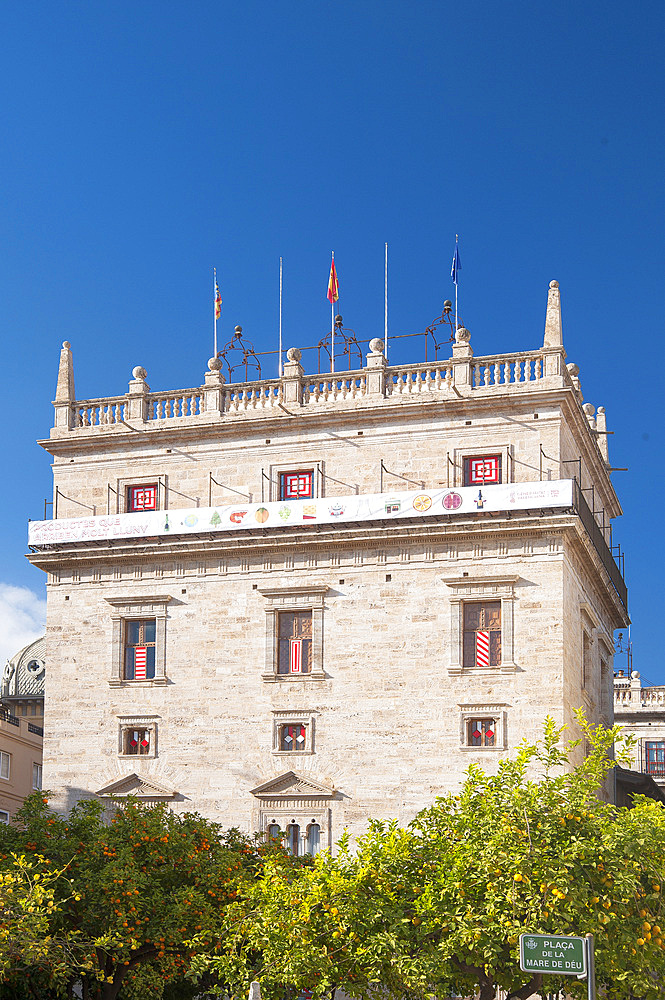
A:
[451,244,461,285]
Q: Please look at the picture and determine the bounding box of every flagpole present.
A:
[278,256,283,377]
[331,250,335,375]
[384,242,388,361]
[213,267,218,358]
[454,234,459,334]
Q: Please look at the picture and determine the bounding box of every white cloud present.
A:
[0,584,46,666]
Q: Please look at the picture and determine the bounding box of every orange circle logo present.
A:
[412,494,432,512]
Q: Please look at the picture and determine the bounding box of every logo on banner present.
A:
[413,494,432,512]
[385,500,401,514]
[279,505,291,521]
[329,503,345,517]
[443,492,463,510]
[303,505,317,520]
[255,508,269,523]
[229,510,247,524]
[475,491,485,509]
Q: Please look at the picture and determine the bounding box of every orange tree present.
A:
[0,795,298,1000]
[210,715,665,1000]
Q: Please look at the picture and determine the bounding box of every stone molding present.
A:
[96,772,177,800]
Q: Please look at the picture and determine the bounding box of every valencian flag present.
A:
[215,281,222,320]
[327,257,339,304]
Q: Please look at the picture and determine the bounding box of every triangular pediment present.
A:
[250,770,335,799]
[96,773,177,800]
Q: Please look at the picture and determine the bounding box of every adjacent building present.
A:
[0,636,45,821]
[27,280,629,849]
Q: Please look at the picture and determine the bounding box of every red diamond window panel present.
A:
[127,484,158,511]
[464,455,501,486]
[125,728,150,756]
[467,718,497,748]
[280,723,307,752]
[280,470,314,500]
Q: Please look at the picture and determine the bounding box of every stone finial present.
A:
[566,361,581,395]
[368,338,384,355]
[286,347,301,362]
[595,405,609,463]
[208,356,223,372]
[543,279,563,348]
[455,326,471,344]
[582,402,596,430]
[55,340,75,402]
[132,366,148,381]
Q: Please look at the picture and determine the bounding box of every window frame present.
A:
[462,600,502,669]
[463,454,502,487]
[459,703,509,751]
[279,470,315,502]
[116,475,165,513]
[272,711,315,755]
[644,741,665,778]
[105,596,172,688]
[117,715,159,759]
[445,575,518,675]
[0,751,10,780]
[32,762,42,790]
[126,482,159,513]
[260,586,328,682]
[452,445,512,488]
[123,618,157,681]
[0,810,9,824]
[268,462,322,502]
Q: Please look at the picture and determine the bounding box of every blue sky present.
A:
[0,1,662,676]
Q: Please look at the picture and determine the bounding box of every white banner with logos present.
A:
[28,479,573,547]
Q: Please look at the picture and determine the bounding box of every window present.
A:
[124,620,156,680]
[32,763,42,790]
[118,716,159,758]
[582,630,592,687]
[123,728,151,756]
[0,751,10,780]
[464,455,501,486]
[280,724,307,752]
[466,718,496,748]
[106,595,171,688]
[280,470,314,500]
[127,483,158,512]
[266,822,281,841]
[278,612,312,674]
[463,602,501,668]
[260,586,328,682]
[645,742,665,778]
[459,703,508,751]
[286,823,300,856]
[0,810,9,824]
[306,822,321,855]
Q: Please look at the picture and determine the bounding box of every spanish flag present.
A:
[327,257,339,304]
[215,281,222,320]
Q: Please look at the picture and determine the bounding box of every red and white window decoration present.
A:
[464,455,501,486]
[463,602,501,668]
[127,484,158,512]
[124,619,156,680]
[277,611,312,674]
[124,728,151,756]
[467,718,496,748]
[280,470,314,501]
[280,724,307,752]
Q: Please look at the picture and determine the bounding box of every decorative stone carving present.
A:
[96,772,177,800]
[208,356,223,372]
[455,326,471,344]
[543,279,563,348]
[286,347,302,362]
[368,338,384,355]
[132,366,148,381]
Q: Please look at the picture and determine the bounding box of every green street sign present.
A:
[519,933,587,976]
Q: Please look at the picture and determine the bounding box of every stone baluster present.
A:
[281,347,304,405]
[451,326,473,390]
[202,357,225,415]
[127,366,150,422]
[53,341,75,430]
[365,338,387,396]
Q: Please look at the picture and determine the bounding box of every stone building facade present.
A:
[28,281,628,850]
[614,670,665,787]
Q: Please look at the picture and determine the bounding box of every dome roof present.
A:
[1,635,45,699]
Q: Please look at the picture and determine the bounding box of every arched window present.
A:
[286,823,300,856]
[266,822,281,842]
[306,822,320,855]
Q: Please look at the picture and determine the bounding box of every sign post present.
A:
[585,934,596,1000]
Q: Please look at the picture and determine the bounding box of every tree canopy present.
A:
[210,714,665,1000]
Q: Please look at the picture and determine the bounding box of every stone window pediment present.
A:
[96,772,177,800]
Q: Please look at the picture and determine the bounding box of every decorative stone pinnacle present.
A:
[55,340,75,402]
[455,326,471,344]
[208,357,223,372]
[132,366,147,381]
[368,338,384,354]
[543,279,563,348]
[286,347,302,362]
